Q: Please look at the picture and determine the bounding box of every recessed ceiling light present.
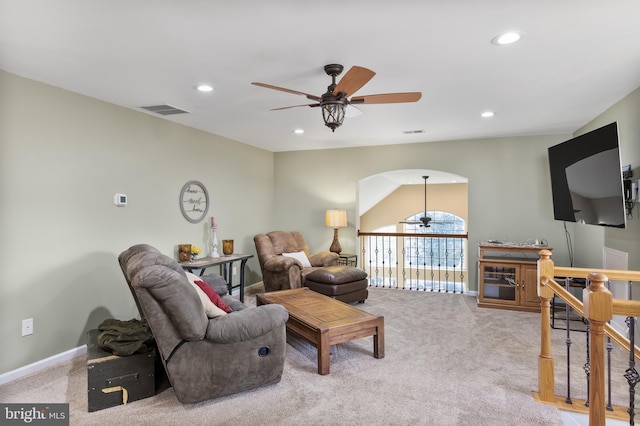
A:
[491,31,524,45]
[196,84,213,92]
[481,111,495,118]
[293,129,304,134]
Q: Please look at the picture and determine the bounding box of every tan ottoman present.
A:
[304,265,368,303]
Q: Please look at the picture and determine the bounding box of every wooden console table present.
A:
[180,254,253,302]
[477,243,552,312]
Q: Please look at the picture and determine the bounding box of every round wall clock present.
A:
[179,180,209,223]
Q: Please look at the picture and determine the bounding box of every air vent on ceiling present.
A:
[140,104,190,116]
[403,129,425,134]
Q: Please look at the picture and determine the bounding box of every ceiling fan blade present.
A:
[345,104,363,118]
[350,92,422,104]
[251,82,321,102]
[270,103,318,111]
[332,66,376,98]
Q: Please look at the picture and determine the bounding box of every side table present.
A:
[337,253,357,266]
[180,254,253,303]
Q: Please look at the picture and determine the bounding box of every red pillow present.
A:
[193,280,233,313]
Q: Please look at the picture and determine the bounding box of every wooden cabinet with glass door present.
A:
[477,243,551,312]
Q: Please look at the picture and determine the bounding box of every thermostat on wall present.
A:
[114,193,127,207]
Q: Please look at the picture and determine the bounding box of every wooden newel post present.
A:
[583,272,613,426]
[537,249,555,402]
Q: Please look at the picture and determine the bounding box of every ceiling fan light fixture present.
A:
[253,63,421,133]
[421,175,431,227]
[321,101,346,132]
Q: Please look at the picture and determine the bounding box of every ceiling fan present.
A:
[251,64,422,132]
[400,175,435,228]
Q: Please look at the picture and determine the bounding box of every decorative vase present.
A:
[222,239,234,255]
[210,227,220,258]
[178,244,192,262]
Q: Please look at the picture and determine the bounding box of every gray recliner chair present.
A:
[118,244,289,404]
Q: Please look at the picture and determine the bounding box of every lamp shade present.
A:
[325,209,347,228]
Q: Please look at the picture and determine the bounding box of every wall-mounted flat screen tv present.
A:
[548,122,626,228]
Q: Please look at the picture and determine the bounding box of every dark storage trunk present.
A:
[86,329,157,412]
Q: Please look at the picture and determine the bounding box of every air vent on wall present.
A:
[140,104,190,115]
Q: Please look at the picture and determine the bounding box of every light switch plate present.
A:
[22,318,33,336]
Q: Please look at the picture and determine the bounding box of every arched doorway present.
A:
[357,169,469,293]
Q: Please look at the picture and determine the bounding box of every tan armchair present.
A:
[254,231,339,292]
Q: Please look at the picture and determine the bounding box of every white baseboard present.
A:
[0,345,87,386]
[467,290,478,297]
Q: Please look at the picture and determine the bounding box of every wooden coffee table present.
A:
[256,287,384,375]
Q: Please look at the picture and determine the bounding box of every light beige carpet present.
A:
[0,285,630,425]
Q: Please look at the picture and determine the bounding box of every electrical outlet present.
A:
[22,318,33,336]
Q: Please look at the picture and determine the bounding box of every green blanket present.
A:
[97,318,155,356]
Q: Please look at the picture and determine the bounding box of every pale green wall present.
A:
[272,87,640,292]
[3,68,640,377]
[0,71,275,374]
[273,134,573,289]
[572,87,640,270]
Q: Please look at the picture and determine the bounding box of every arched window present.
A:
[403,211,466,269]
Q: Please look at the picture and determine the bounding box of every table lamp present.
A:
[325,209,347,254]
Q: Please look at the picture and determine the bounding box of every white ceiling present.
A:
[1,1,640,153]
